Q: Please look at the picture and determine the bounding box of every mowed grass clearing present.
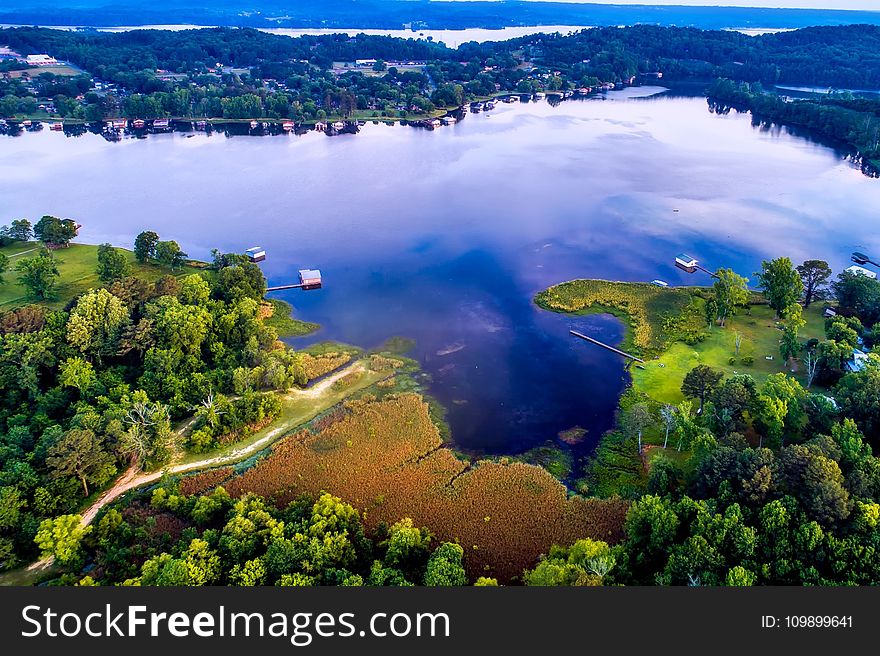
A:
[0,241,205,310]
[632,302,828,404]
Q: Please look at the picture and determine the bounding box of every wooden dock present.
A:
[695,264,719,279]
[266,283,305,292]
[570,330,645,363]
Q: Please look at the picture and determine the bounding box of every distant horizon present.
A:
[434,0,880,10]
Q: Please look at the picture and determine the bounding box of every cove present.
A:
[2,88,880,459]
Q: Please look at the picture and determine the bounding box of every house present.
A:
[846,349,870,373]
[355,59,377,68]
[245,247,266,263]
[26,54,58,66]
[845,265,877,280]
[675,253,698,272]
[299,269,322,288]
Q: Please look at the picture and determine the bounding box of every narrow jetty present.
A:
[266,283,305,292]
[694,264,720,279]
[570,330,645,363]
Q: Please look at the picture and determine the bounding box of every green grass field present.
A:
[535,279,701,356]
[0,241,205,310]
[631,302,828,404]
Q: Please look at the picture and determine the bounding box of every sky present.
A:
[436,0,880,11]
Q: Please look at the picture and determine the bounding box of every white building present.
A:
[846,349,870,373]
[26,54,58,66]
[845,265,877,280]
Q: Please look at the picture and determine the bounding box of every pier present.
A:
[570,330,645,363]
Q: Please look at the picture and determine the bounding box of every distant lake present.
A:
[0,24,594,47]
[3,89,880,463]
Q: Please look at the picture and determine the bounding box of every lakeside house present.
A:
[847,349,870,373]
[299,269,322,288]
[245,247,266,263]
[845,264,878,280]
[675,253,698,272]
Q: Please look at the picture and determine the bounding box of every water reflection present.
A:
[2,92,879,458]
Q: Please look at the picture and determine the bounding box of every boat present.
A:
[651,280,669,288]
[484,101,495,110]
[132,119,145,129]
[249,120,258,129]
[50,122,63,131]
[535,92,546,100]
[111,118,127,130]
[332,121,345,130]
[152,118,170,131]
[441,116,457,125]
[21,119,32,127]
[429,119,441,128]
[282,121,295,132]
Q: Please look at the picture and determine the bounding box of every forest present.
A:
[0,219,328,571]
[706,78,880,170]
[3,24,880,124]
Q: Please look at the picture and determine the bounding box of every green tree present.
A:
[133,230,159,263]
[34,514,91,564]
[119,394,175,468]
[780,303,805,362]
[835,364,880,442]
[8,219,33,241]
[757,258,803,318]
[621,402,652,453]
[46,428,116,497]
[33,215,78,247]
[58,356,97,394]
[796,260,831,307]
[832,271,880,326]
[682,365,723,414]
[66,288,130,362]
[423,542,467,586]
[15,252,60,300]
[155,240,187,270]
[96,243,130,283]
[0,252,7,285]
[713,269,750,327]
[383,517,432,570]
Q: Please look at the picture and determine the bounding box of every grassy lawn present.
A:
[8,64,80,78]
[632,302,828,404]
[535,279,701,356]
[0,241,205,311]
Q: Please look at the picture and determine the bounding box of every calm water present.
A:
[3,89,880,458]
[1,24,593,47]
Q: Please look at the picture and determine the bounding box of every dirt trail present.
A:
[78,360,367,523]
[16,361,368,578]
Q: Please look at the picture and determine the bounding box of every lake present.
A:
[0,24,594,47]
[3,89,880,462]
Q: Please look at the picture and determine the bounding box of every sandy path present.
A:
[21,360,367,574]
